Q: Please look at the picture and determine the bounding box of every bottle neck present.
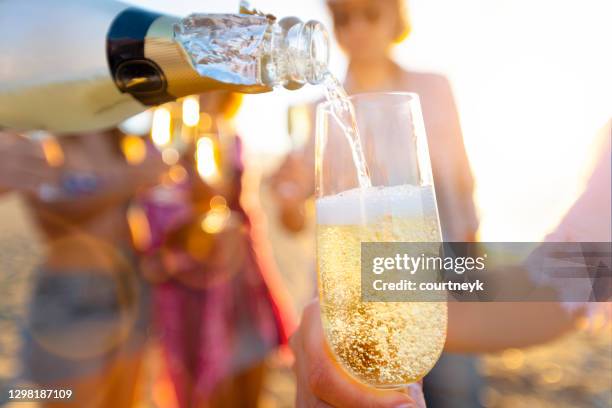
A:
[269,19,330,89]
[107,9,329,100]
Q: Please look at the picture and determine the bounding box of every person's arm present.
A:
[40,168,156,216]
[33,149,168,222]
[0,131,62,195]
[446,301,581,353]
[447,124,611,352]
[269,106,316,233]
[270,153,314,232]
[0,132,168,223]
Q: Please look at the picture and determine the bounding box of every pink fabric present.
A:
[140,137,289,405]
[154,245,284,405]
[141,187,193,250]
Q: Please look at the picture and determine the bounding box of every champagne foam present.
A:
[316,184,437,225]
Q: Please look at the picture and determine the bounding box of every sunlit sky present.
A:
[127,0,612,242]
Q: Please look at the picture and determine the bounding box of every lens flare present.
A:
[168,165,188,184]
[41,136,65,167]
[501,348,525,370]
[151,107,172,147]
[161,148,180,165]
[196,136,220,184]
[127,204,152,251]
[182,96,200,127]
[121,135,147,165]
[201,206,231,234]
[210,195,227,210]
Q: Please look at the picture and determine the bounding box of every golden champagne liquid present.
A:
[317,185,447,387]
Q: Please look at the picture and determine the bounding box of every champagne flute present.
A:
[315,92,447,388]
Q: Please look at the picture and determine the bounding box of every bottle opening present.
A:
[285,19,330,87]
[304,20,330,84]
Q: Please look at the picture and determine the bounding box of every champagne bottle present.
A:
[0,0,329,133]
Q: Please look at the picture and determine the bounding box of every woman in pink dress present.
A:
[139,92,294,407]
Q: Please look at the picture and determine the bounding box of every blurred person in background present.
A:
[290,120,611,406]
[137,91,295,408]
[0,128,166,407]
[271,0,482,406]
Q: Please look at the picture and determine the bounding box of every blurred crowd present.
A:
[0,0,610,407]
